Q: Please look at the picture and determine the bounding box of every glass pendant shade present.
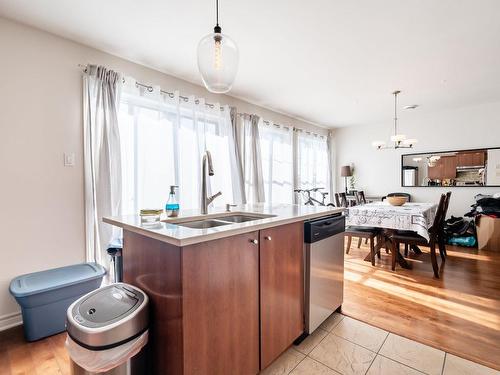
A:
[197,32,239,94]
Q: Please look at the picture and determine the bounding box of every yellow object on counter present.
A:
[140,209,163,215]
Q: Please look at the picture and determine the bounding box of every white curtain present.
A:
[295,131,330,205]
[259,121,294,205]
[118,79,235,213]
[239,114,265,203]
[227,107,246,204]
[327,130,336,199]
[83,65,123,268]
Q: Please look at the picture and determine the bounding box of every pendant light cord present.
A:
[216,0,219,26]
[214,0,221,33]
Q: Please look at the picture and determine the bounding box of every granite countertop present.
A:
[103,203,344,246]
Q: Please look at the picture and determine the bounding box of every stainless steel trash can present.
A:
[66,283,149,375]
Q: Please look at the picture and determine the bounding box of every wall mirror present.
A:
[401,147,500,187]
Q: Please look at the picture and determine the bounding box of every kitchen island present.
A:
[104,204,342,375]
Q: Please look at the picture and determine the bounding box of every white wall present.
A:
[334,101,500,218]
[0,17,327,328]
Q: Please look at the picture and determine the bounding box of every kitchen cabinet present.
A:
[428,159,443,180]
[122,221,305,375]
[182,231,260,375]
[259,222,304,369]
[428,156,457,180]
[457,152,485,167]
[441,155,457,179]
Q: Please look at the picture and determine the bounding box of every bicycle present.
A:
[294,187,335,207]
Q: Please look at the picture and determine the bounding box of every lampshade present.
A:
[390,134,407,142]
[340,165,353,177]
[197,32,239,94]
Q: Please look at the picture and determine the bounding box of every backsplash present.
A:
[455,170,482,184]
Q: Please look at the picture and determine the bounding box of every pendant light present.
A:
[197,0,239,94]
[372,90,418,150]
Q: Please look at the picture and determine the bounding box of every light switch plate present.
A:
[64,152,75,167]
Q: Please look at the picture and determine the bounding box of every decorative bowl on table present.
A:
[387,196,407,206]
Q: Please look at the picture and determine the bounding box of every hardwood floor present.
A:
[0,243,498,374]
[343,242,500,371]
[0,326,69,375]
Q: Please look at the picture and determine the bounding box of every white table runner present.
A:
[346,202,437,241]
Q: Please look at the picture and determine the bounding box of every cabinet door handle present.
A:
[250,239,259,244]
[264,236,272,241]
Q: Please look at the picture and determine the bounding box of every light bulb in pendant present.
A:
[214,35,222,70]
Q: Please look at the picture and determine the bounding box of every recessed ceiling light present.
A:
[404,104,419,110]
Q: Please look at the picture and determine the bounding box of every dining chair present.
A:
[354,191,370,246]
[335,192,348,208]
[438,191,452,261]
[355,191,367,205]
[390,193,447,278]
[402,191,452,262]
[334,193,341,207]
[343,191,381,265]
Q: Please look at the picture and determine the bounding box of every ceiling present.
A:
[1,0,499,128]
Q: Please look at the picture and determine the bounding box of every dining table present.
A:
[345,201,438,269]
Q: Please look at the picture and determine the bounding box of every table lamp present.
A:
[340,165,352,195]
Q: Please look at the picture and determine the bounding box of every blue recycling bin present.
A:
[9,263,106,341]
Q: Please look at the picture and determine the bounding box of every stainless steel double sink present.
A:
[168,213,276,229]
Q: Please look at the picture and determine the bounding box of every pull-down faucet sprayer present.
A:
[201,150,222,214]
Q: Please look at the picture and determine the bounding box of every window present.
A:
[118,89,234,213]
[259,123,294,205]
[295,132,330,204]
[117,83,330,213]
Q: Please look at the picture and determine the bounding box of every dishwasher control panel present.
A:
[304,214,345,243]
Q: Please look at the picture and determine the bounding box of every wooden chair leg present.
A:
[438,236,446,262]
[365,238,369,245]
[390,240,397,271]
[384,235,390,254]
[357,237,362,248]
[430,240,439,278]
[370,237,375,266]
[404,243,409,257]
[346,235,352,254]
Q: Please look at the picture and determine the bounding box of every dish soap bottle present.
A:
[166,185,180,217]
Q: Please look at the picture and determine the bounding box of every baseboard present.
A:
[0,311,22,331]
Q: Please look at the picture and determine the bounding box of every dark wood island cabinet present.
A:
[122,221,304,375]
[260,223,304,369]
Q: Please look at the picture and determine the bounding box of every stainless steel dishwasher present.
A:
[304,214,345,333]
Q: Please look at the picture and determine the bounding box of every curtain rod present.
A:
[78,64,326,139]
[237,112,324,138]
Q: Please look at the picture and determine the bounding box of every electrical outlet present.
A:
[64,153,75,167]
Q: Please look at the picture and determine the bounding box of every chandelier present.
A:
[372,90,418,150]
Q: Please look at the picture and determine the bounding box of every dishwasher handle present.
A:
[304,215,345,244]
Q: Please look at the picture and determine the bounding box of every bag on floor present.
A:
[65,331,148,372]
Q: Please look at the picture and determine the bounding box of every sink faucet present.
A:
[201,150,222,214]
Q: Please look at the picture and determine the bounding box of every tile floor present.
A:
[260,313,499,375]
